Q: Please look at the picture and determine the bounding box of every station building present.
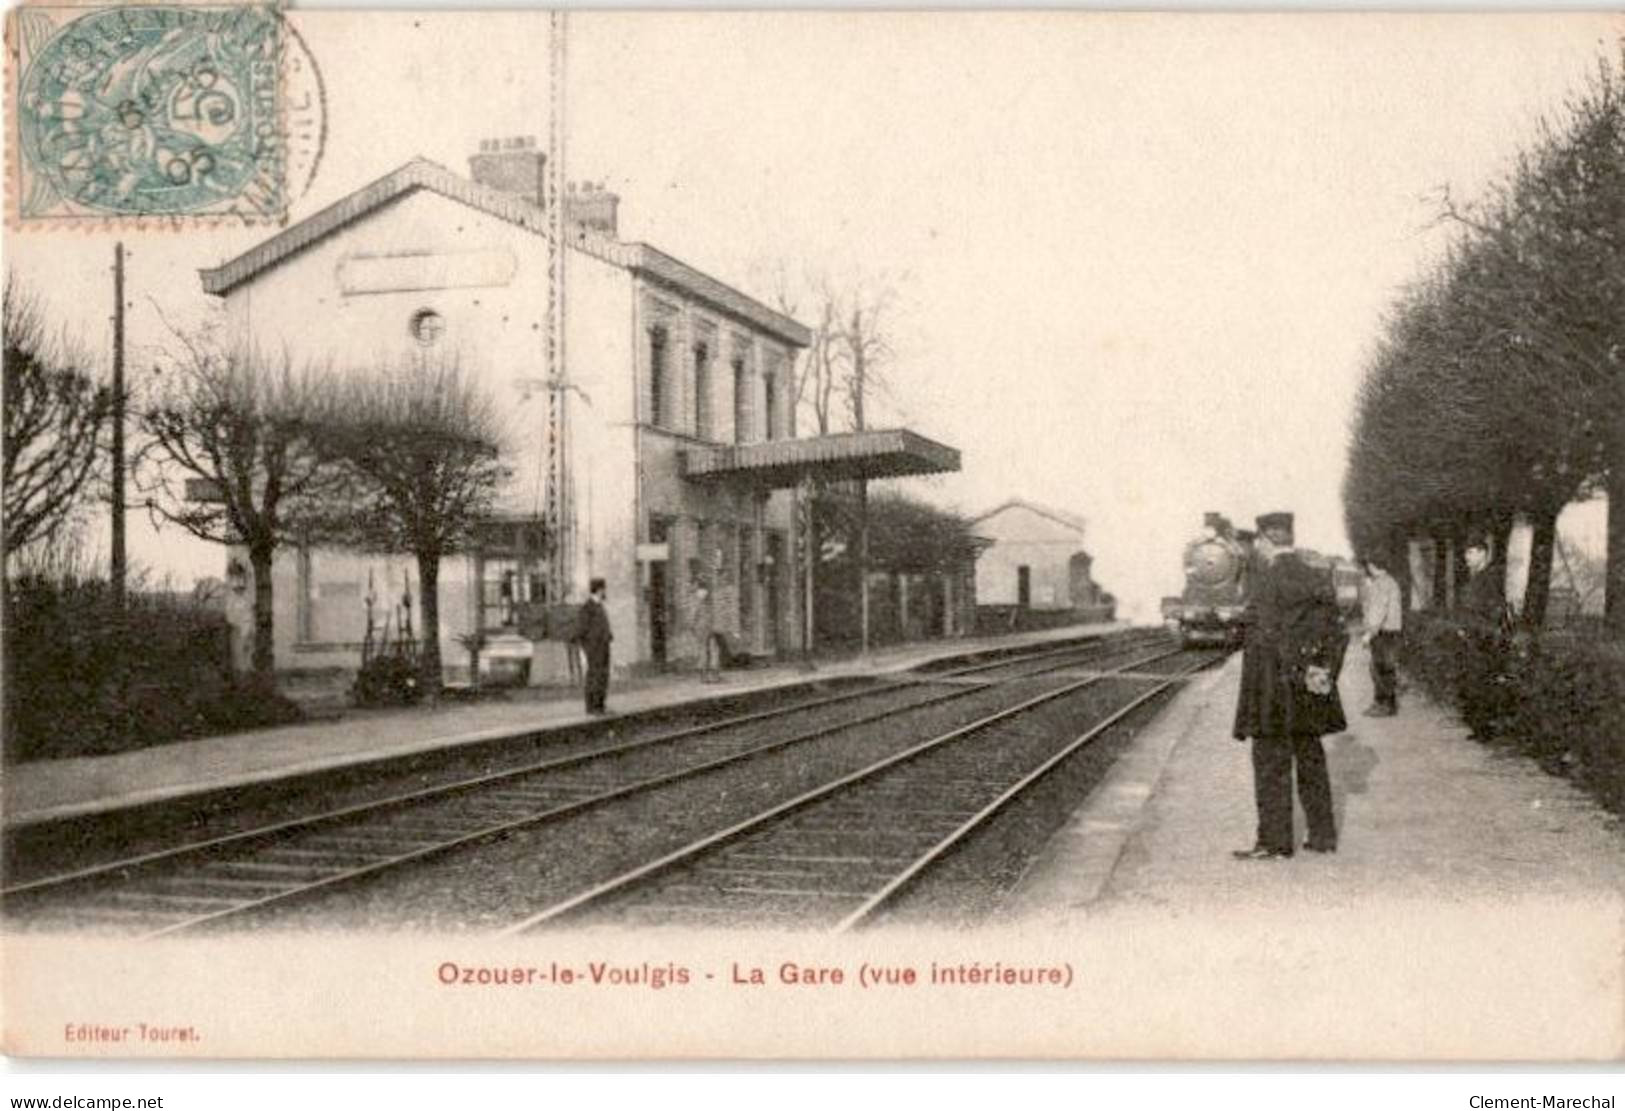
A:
[199,138,958,683]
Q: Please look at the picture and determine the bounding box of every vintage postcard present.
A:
[2,7,1623,1063]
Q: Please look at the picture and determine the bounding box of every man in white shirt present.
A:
[1360,557,1403,716]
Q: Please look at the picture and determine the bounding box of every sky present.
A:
[8,8,1619,618]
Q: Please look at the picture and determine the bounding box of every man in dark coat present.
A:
[572,577,613,714]
[1232,512,1348,860]
[1455,537,1509,739]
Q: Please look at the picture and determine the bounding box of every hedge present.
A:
[1403,614,1625,816]
[3,573,301,763]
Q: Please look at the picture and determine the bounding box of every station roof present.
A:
[682,428,961,489]
[197,158,811,348]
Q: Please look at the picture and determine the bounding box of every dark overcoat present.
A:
[1454,565,1510,709]
[572,598,613,666]
[1233,552,1349,739]
[1458,566,1508,639]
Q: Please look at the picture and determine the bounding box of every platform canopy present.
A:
[682,428,960,489]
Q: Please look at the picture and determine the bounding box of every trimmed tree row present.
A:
[1343,47,1625,632]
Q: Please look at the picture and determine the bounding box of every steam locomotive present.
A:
[1172,513,1254,647]
[1168,513,1363,647]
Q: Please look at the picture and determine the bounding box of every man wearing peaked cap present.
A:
[1231,510,1347,860]
[1256,511,1294,539]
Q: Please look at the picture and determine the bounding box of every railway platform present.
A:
[1009,638,1625,917]
[3,622,1125,829]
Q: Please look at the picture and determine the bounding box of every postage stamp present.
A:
[7,4,320,227]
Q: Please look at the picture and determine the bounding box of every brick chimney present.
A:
[468,136,544,206]
[565,180,620,239]
[468,139,621,238]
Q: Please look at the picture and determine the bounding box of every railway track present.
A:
[2,631,1173,937]
[502,648,1223,933]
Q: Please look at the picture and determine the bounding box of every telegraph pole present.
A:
[801,475,817,669]
[852,306,869,656]
[111,242,127,609]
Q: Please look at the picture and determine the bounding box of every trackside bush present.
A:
[1403,614,1625,816]
[3,573,302,763]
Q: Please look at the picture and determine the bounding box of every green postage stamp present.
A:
[8,4,290,225]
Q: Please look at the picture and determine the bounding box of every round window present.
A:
[409,309,445,346]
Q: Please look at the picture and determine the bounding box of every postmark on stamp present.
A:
[8,4,322,227]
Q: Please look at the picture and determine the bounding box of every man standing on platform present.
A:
[1232,512,1348,860]
[1359,557,1403,716]
[572,577,613,715]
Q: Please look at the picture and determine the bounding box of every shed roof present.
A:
[970,498,1088,536]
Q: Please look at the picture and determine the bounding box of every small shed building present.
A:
[970,499,1107,614]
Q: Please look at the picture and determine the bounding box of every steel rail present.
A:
[139,638,1165,937]
[4,631,1146,902]
[137,680,1006,938]
[933,633,1160,677]
[1,681,895,899]
[6,635,1165,937]
[497,645,1187,934]
[832,651,1221,932]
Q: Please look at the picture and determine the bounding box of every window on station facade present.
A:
[649,325,671,429]
[732,355,752,443]
[693,341,712,439]
[762,373,778,441]
[480,560,545,630]
[408,308,445,347]
[474,520,547,632]
[737,527,755,630]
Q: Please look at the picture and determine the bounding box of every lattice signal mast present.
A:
[543,9,573,602]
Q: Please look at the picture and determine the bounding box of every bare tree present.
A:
[750,261,910,653]
[833,279,901,434]
[315,354,511,699]
[2,278,110,560]
[831,278,904,654]
[752,261,840,438]
[140,327,338,690]
[753,263,856,654]
[752,261,908,437]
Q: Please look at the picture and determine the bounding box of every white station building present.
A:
[201,137,959,683]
